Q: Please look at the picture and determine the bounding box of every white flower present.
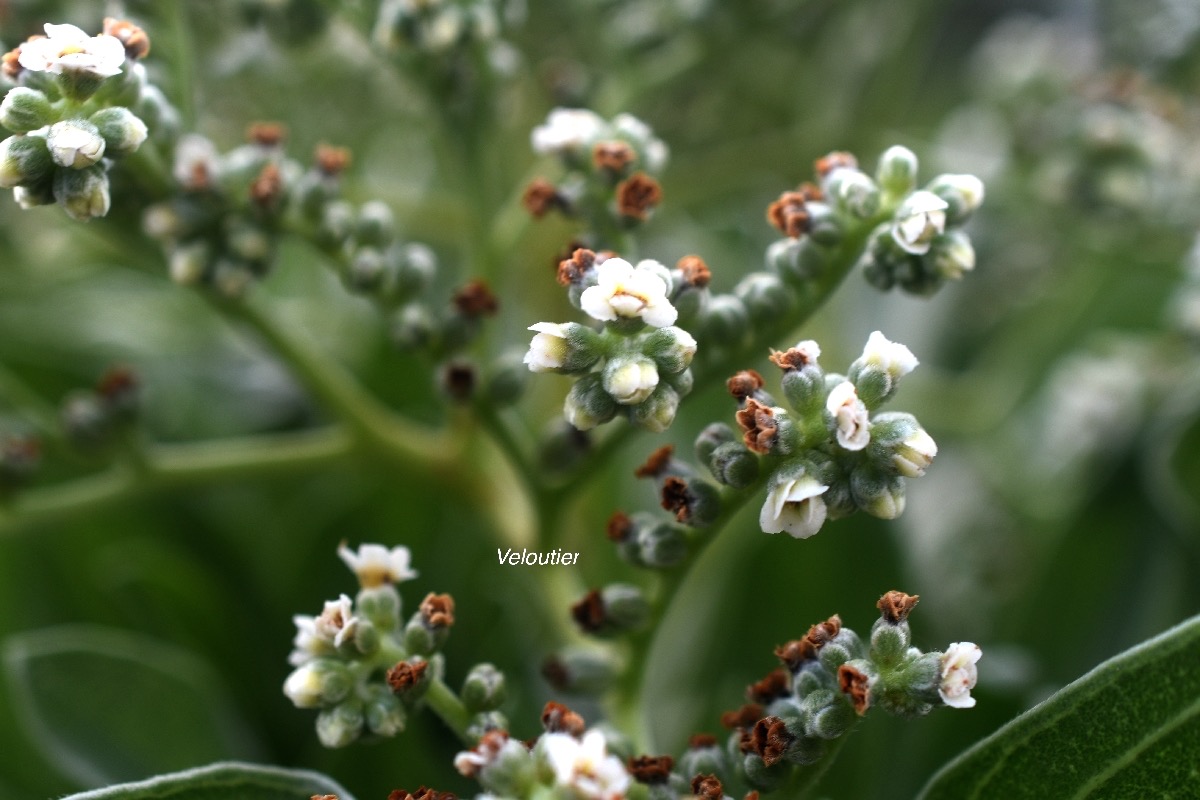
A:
[46,120,105,168]
[892,190,948,254]
[892,427,937,477]
[859,331,918,381]
[337,542,417,587]
[532,108,606,155]
[826,381,871,451]
[524,322,570,372]
[283,662,325,708]
[18,23,126,78]
[603,357,658,405]
[939,642,982,708]
[760,473,829,539]
[314,593,359,647]
[580,258,677,328]
[540,730,631,799]
[172,134,220,190]
[289,614,333,666]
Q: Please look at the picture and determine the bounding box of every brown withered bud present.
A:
[691,774,724,800]
[420,593,456,628]
[249,163,284,209]
[541,656,569,690]
[593,140,637,173]
[767,190,810,238]
[103,18,150,60]
[745,793,761,800]
[314,143,351,176]
[806,614,842,647]
[386,660,429,694]
[388,789,457,800]
[606,510,635,542]
[676,255,712,288]
[635,444,675,478]
[541,701,586,736]
[749,716,795,766]
[774,638,817,671]
[735,398,778,454]
[313,795,338,800]
[688,733,719,748]
[96,365,139,410]
[814,151,858,178]
[768,346,817,371]
[726,370,765,403]
[571,589,606,633]
[660,477,695,524]
[877,590,920,624]
[720,703,764,730]
[247,122,287,147]
[838,664,871,715]
[616,172,662,220]
[2,47,24,81]
[557,247,596,287]
[522,178,562,219]
[746,668,791,704]
[440,362,476,401]
[453,279,499,318]
[627,755,674,784]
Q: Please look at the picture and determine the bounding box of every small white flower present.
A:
[46,120,105,168]
[579,258,677,328]
[939,642,982,708]
[892,190,948,254]
[532,108,606,155]
[859,331,919,382]
[524,322,570,372]
[826,381,871,451]
[289,614,334,666]
[540,729,632,800]
[603,357,658,405]
[172,134,220,190]
[283,662,327,708]
[314,593,359,647]
[337,542,417,588]
[18,23,126,78]
[760,474,829,539]
[892,427,937,477]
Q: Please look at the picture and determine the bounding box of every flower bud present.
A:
[467,710,510,741]
[928,228,976,279]
[169,242,210,285]
[537,419,592,473]
[564,373,619,430]
[88,107,148,157]
[390,242,437,299]
[542,648,619,695]
[807,698,855,740]
[61,391,112,449]
[850,466,905,519]
[524,322,604,373]
[600,583,650,632]
[316,699,365,748]
[0,135,54,188]
[346,246,387,293]
[847,331,918,407]
[891,191,948,255]
[627,382,680,432]
[735,272,794,320]
[694,422,737,465]
[924,173,985,225]
[483,351,529,407]
[875,145,919,197]
[938,643,982,709]
[869,617,911,668]
[826,168,881,219]
[363,685,407,737]
[283,658,353,708]
[355,200,396,247]
[315,200,355,250]
[707,441,760,488]
[641,325,697,373]
[679,737,728,784]
[805,201,843,246]
[636,520,687,568]
[46,119,106,169]
[697,294,749,347]
[390,304,435,351]
[742,751,788,791]
[0,88,55,134]
[768,236,828,287]
[462,663,507,713]
[13,181,56,208]
[53,164,110,221]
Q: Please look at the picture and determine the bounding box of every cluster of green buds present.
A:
[763,147,984,297]
[374,0,504,55]
[283,542,505,747]
[696,331,936,539]
[58,365,140,454]
[0,19,164,220]
[524,248,697,432]
[523,108,668,235]
[606,592,980,798]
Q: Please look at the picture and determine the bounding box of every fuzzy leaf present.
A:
[919,614,1200,799]
[57,761,353,800]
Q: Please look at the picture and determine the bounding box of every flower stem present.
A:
[424,676,475,745]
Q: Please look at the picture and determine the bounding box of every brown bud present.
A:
[571,589,606,633]
[593,140,637,173]
[688,733,718,749]
[103,18,150,60]
[660,476,694,524]
[420,593,456,628]
[691,774,724,800]
[767,190,810,238]
[606,511,635,542]
[676,255,712,288]
[726,369,765,402]
[838,664,871,715]
[249,163,284,210]
[735,398,777,454]
[247,122,287,147]
[768,347,817,371]
[314,143,351,176]
[452,278,499,318]
[814,151,858,178]
[522,178,562,219]
[746,668,791,704]
[541,700,586,736]
[386,660,429,695]
[720,703,764,730]
[627,754,674,784]
[635,444,675,478]
[877,590,919,624]
[749,716,794,766]
[557,247,596,287]
[616,172,662,220]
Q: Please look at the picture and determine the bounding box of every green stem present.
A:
[791,733,851,798]
[424,676,474,745]
[168,0,197,130]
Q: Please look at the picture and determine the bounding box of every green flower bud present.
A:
[283,658,353,708]
[0,88,55,134]
[484,350,529,407]
[462,663,507,712]
[524,322,604,374]
[851,466,906,519]
[707,441,759,488]
[627,382,680,433]
[665,366,693,396]
[13,180,56,208]
[872,651,940,718]
[351,619,380,656]
[818,628,865,674]
[697,294,749,347]
[641,325,698,373]
[793,661,834,697]
[46,119,105,169]
[636,520,688,568]
[356,584,402,631]
[136,85,181,142]
[827,168,881,219]
[564,373,619,430]
[768,236,828,287]
[600,583,650,632]
[537,419,591,473]
[805,201,843,246]
[678,738,728,785]
[355,200,396,247]
[695,422,737,465]
[390,304,435,351]
[224,221,272,266]
[467,710,509,740]
[315,200,355,250]
[735,272,794,320]
[808,699,855,740]
[362,684,407,737]
[742,751,788,791]
[869,617,911,668]
[316,699,365,747]
[213,260,254,298]
[390,242,437,299]
[53,164,110,221]
[928,229,976,280]
[89,107,148,157]
[0,134,53,188]
[875,145,919,197]
[346,246,387,293]
[542,647,619,695]
[780,365,826,419]
[924,173,985,225]
[403,616,436,655]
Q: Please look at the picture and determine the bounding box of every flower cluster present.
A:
[526,249,697,432]
[524,108,668,231]
[695,331,935,539]
[0,20,163,220]
[284,542,504,748]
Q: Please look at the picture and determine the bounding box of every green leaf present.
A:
[919,614,1200,799]
[58,761,354,800]
[2,625,262,788]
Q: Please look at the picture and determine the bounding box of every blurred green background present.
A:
[0,0,1198,797]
